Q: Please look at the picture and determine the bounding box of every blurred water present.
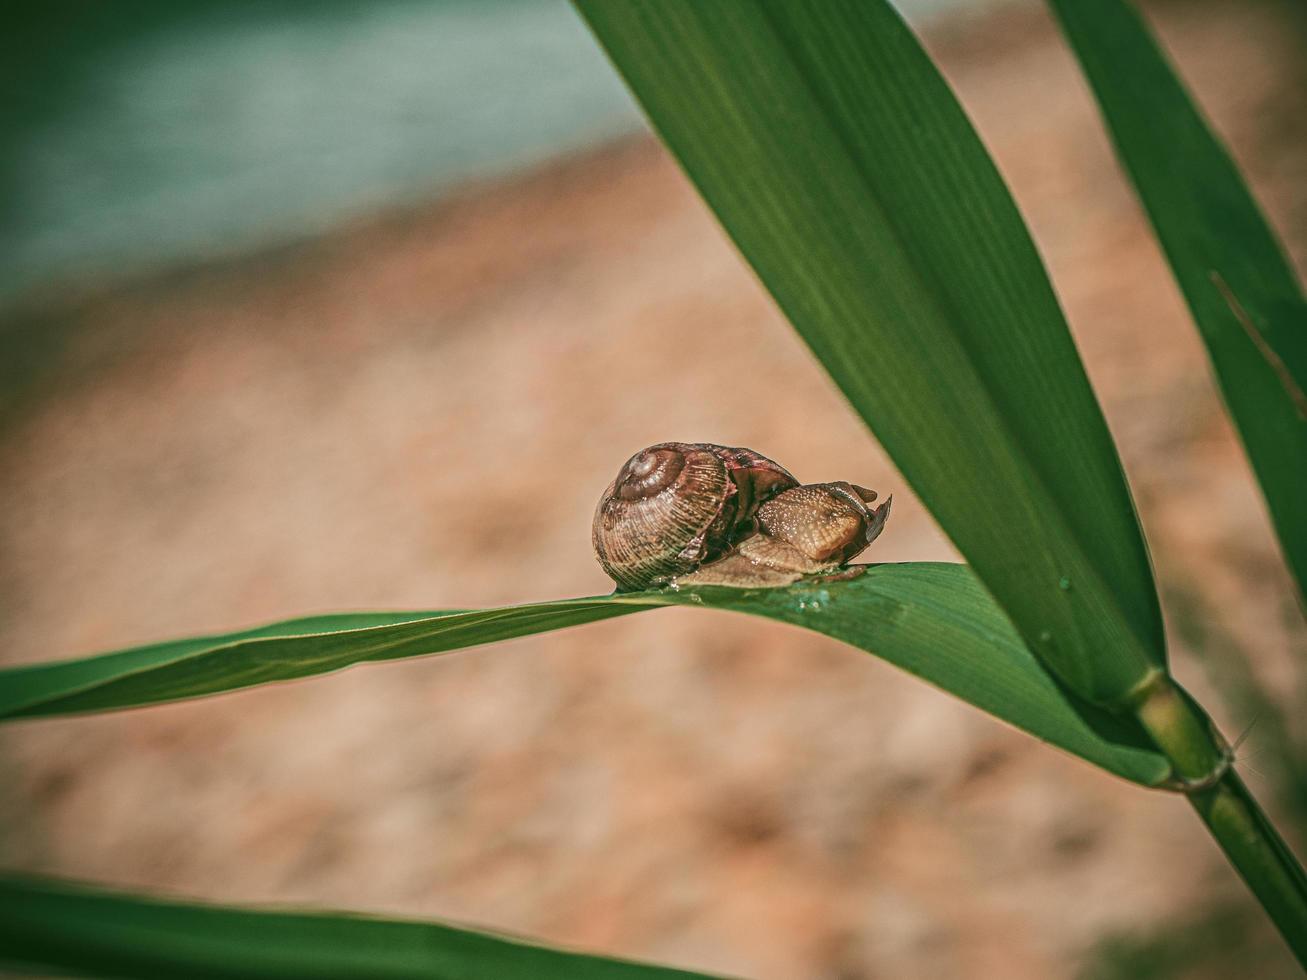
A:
[1,0,986,304]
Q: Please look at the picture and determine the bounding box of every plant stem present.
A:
[1136,677,1307,964]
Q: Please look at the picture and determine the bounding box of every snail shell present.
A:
[756,482,888,565]
[592,442,797,591]
[723,483,892,584]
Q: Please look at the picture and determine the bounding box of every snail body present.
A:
[593,443,891,591]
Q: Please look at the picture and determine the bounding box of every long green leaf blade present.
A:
[0,875,715,979]
[1046,0,1307,607]
[0,602,640,720]
[0,564,1170,785]
[571,0,1164,705]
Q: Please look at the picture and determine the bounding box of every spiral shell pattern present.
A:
[592,443,796,591]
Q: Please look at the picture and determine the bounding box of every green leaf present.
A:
[0,564,1170,786]
[1046,0,1307,608]
[571,0,1163,705]
[0,603,640,720]
[0,874,717,979]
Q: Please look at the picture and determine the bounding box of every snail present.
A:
[592,442,891,591]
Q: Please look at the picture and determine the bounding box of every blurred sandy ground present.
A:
[1,2,1305,977]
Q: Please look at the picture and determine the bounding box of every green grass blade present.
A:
[1046,0,1307,608]
[0,602,641,720]
[0,564,1170,785]
[571,0,1164,705]
[0,875,716,980]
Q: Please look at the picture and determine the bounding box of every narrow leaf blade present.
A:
[572,0,1164,704]
[0,875,716,980]
[0,564,1170,785]
[1047,0,1307,607]
[0,601,641,720]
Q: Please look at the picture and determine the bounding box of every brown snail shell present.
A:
[756,482,889,565]
[720,483,892,585]
[592,442,797,591]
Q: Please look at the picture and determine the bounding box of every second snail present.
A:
[592,442,891,591]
